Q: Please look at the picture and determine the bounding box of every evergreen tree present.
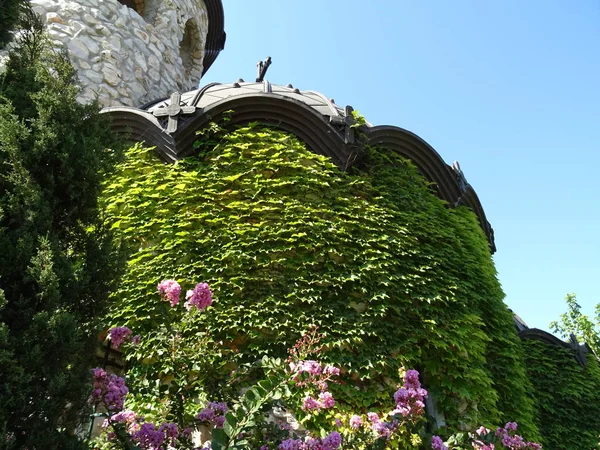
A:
[0,0,26,48]
[0,9,122,448]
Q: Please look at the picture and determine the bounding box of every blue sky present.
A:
[203,0,600,332]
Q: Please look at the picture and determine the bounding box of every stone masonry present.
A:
[8,0,210,107]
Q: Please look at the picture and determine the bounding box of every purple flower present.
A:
[432,435,448,450]
[132,334,141,345]
[132,422,165,450]
[91,368,128,411]
[323,431,342,449]
[404,369,421,389]
[157,279,181,307]
[158,422,178,439]
[214,415,226,428]
[279,439,302,450]
[196,407,215,422]
[207,401,228,414]
[184,282,212,311]
[108,326,132,349]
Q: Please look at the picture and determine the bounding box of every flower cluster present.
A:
[132,422,179,450]
[301,390,335,412]
[184,282,213,311]
[103,409,139,434]
[195,401,228,429]
[91,368,129,411]
[432,422,542,450]
[157,279,182,307]
[390,369,427,417]
[494,422,541,450]
[108,326,134,350]
[277,431,342,450]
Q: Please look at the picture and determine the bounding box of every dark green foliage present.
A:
[0,16,121,448]
[0,0,26,48]
[100,124,538,439]
[523,339,600,450]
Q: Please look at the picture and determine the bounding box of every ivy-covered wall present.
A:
[522,339,600,450]
[100,125,538,438]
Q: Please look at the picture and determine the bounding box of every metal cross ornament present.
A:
[153,92,196,133]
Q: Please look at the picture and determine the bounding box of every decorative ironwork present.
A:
[152,92,196,133]
[452,161,468,193]
[256,56,272,82]
[330,105,356,144]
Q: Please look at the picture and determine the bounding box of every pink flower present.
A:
[349,415,363,429]
[302,395,322,411]
[318,391,335,408]
[184,282,212,311]
[367,412,380,423]
[157,279,181,307]
[108,326,132,349]
[323,365,340,376]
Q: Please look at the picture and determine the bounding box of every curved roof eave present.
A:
[519,328,590,367]
[201,0,226,76]
[102,89,496,253]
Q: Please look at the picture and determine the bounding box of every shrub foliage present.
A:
[0,14,121,448]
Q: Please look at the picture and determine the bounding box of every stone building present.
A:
[20,0,225,106]
[9,1,598,447]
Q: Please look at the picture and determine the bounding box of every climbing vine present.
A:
[522,339,600,450]
[99,123,538,438]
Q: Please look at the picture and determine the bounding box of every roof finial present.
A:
[256,56,272,82]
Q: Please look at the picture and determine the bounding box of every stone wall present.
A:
[12,0,209,107]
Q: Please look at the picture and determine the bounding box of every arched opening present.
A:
[117,0,161,25]
[180,19,202,78]
[117,0,138,11]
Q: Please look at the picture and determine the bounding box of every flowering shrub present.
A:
[92,280,542,450]
[433,421,542,450]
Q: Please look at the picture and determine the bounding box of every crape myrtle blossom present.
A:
[91,368,128,411]
[431,435,448,450]
[195,400,228,428]
[495,422,542,450]
[432,422,543,450]
[103,409,140,433]
[278,431,342,450]
[349,415,363,429]
[184,282,213,311]
[108,326,133,349]
[157,279,182,306]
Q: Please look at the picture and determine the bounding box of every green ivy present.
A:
[522,339,600,450]
[99,124,538,437]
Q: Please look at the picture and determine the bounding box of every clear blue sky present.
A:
[202,0,600,332]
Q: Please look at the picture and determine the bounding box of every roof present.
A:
[103,80,496,252]
[201,0,226,76]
